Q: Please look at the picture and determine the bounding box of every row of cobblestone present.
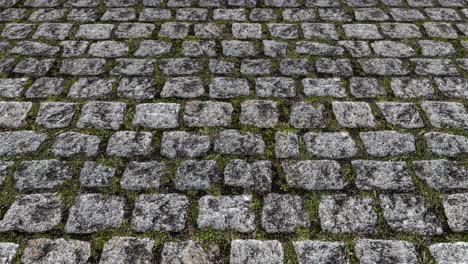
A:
[1,191,467,234]
[0,237,467,264]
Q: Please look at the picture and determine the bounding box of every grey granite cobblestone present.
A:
[0,1,467,262]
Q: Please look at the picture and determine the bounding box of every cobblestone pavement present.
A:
[0,0,468,263]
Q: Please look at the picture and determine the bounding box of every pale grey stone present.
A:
[175,160,219,191]
[65,194,125,234]
[332,101,376,128]
[240,100,278,128]
[22,239,90,264]
[0,101,31,128]
[302,78,346,97]
[380,194,443,235]
[224,160,272,192]
[414,159,468,190]
[429,243,468,264]
[282,160,347,191]
[51,132,100,157]
[100,237,154,264]
[133,103,180,128]
[353,160,414,191]
[377,102,424,128]
[77,101,126,130]
[294,241,348,264]
[319,195,377,234]
[230,240,283,264]
[161,131,210,158]
[443,193,468,232]
[209,77,250,98]
[184,101,233,127]
[14,160,70,190]
[121,161,165,190]
[360,131,416,157]
[304,132,357,158]
[214,129,264,155]
[79,161,115,188]
[198,195,255,233]
[106,131,153,157]
[131,194,188,232]
[425,132,468,157]
[262,194,309,233]
[0,131,47,156]
[161,241,213,264]
[0,193,62,233]
[35,102,76,129]
[355,239,418,264]
[275,132,299,158]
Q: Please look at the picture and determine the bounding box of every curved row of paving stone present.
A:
[2,0,468,263]
[0,237,467,263]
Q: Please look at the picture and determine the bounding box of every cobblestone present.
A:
[0,1,467,262]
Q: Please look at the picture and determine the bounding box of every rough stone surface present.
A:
[355,239,419,264]
[294,241,348,264]
[100,237,154,264]
[429,243,468,264]
[224,159,272,192]
[443,193,468,232]
[414,160,468,190]
[262,194,309,233]
[198,195,255,233]
[106,131,153,157]
[14,159,71,190]
[160,240,214,264]
[380,194,444,235]
[65,194,125,234]
[175,160,219,191]
[352,160,414,190]
[120,161,165,190]
[319,195,378,234]
[131,194,188,232]
[230,240,283,264]
[21,239,90,264]
[283,160,347,190]
[0,193,62,233]
[161,131,210,158]
[360,131,416,157]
